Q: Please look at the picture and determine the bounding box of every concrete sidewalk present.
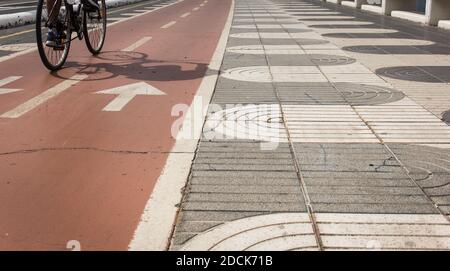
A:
[169,0,450,251]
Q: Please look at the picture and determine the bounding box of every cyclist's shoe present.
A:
[45,28,58,47]
[45,28,65,50]
[84,0,100,12]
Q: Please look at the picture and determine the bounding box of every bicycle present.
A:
[36,0,107,71]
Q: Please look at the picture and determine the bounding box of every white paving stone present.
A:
[355,98,450,143]
[227,45,305,55]
[179,213,317,251]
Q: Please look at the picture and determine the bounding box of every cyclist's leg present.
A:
[46,0,62,25]
[45,0,63,47]
[82,0,100,12]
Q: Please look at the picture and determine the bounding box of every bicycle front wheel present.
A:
[83,0,107,55]
[36,0,72,71]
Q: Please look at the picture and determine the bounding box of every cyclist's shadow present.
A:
[55,50,212,82]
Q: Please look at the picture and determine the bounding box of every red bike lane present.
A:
[0,0,231,250]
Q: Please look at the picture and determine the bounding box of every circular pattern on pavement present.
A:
[334,83,405,105]
[309,54,356,66]
[376,66,441,83]
[204,104,286,142]
[179,213,317,251]
[221,66,327,83]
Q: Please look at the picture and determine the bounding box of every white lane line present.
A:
[107,17,123,21]
[0,47,36,63]
[200,3,204,6]
[0,76,22,94]
[121,36,152,52]
[0,74,87,118]
[192,7,199,11]
[161,21,177,29]
[128,0,235,251]
[121,12,142,16]
[180,12,191,18]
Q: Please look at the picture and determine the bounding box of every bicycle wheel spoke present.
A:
[84,1,106,54]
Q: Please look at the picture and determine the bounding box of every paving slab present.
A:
[169,0,450,251]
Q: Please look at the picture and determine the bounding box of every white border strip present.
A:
[121,36,152,51]
[128,0,235,251]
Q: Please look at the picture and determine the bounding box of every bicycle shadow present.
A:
[52,50,212,83]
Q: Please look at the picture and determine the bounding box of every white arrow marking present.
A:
[96,82,166,112]
[0,76,22,94]
[1,74,87,118]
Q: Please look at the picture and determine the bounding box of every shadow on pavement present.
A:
[342,45,450,55]
[443,110,450,124]
[52,50,210,82]
[376,66,450,83]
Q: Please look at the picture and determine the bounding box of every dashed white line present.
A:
[0,76,22,94]
[121,12,141,16]
[161,21,177,29]
[180,12,191,18]
[192,7,200,11]
[122,36,152,52]
[0,74,87,118]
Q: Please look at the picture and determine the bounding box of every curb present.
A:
[0,0,148,30]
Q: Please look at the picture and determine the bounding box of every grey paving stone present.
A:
[312,203,438,214]
[195,157,294,165]
[215,77,275,90]
[267,55,315,66]
[309,194,430,204]
[175,221,223,233]
[182,201,306,212]
[180,211,268,222]
[188,184,301,194]
[192,163,295,171]
[187,193,304,203]
[376,66,444,83]
[262,38,329,45]
[171,233,197,246]
[226,38,261,47]
[195,151,292,159]
[304,178,416,187]
[302,171,411,179]
[307,186,424,195]
[192,171,299,178]
[342,45,389,54]
[191,177,299,186]
[322,32,412,39]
